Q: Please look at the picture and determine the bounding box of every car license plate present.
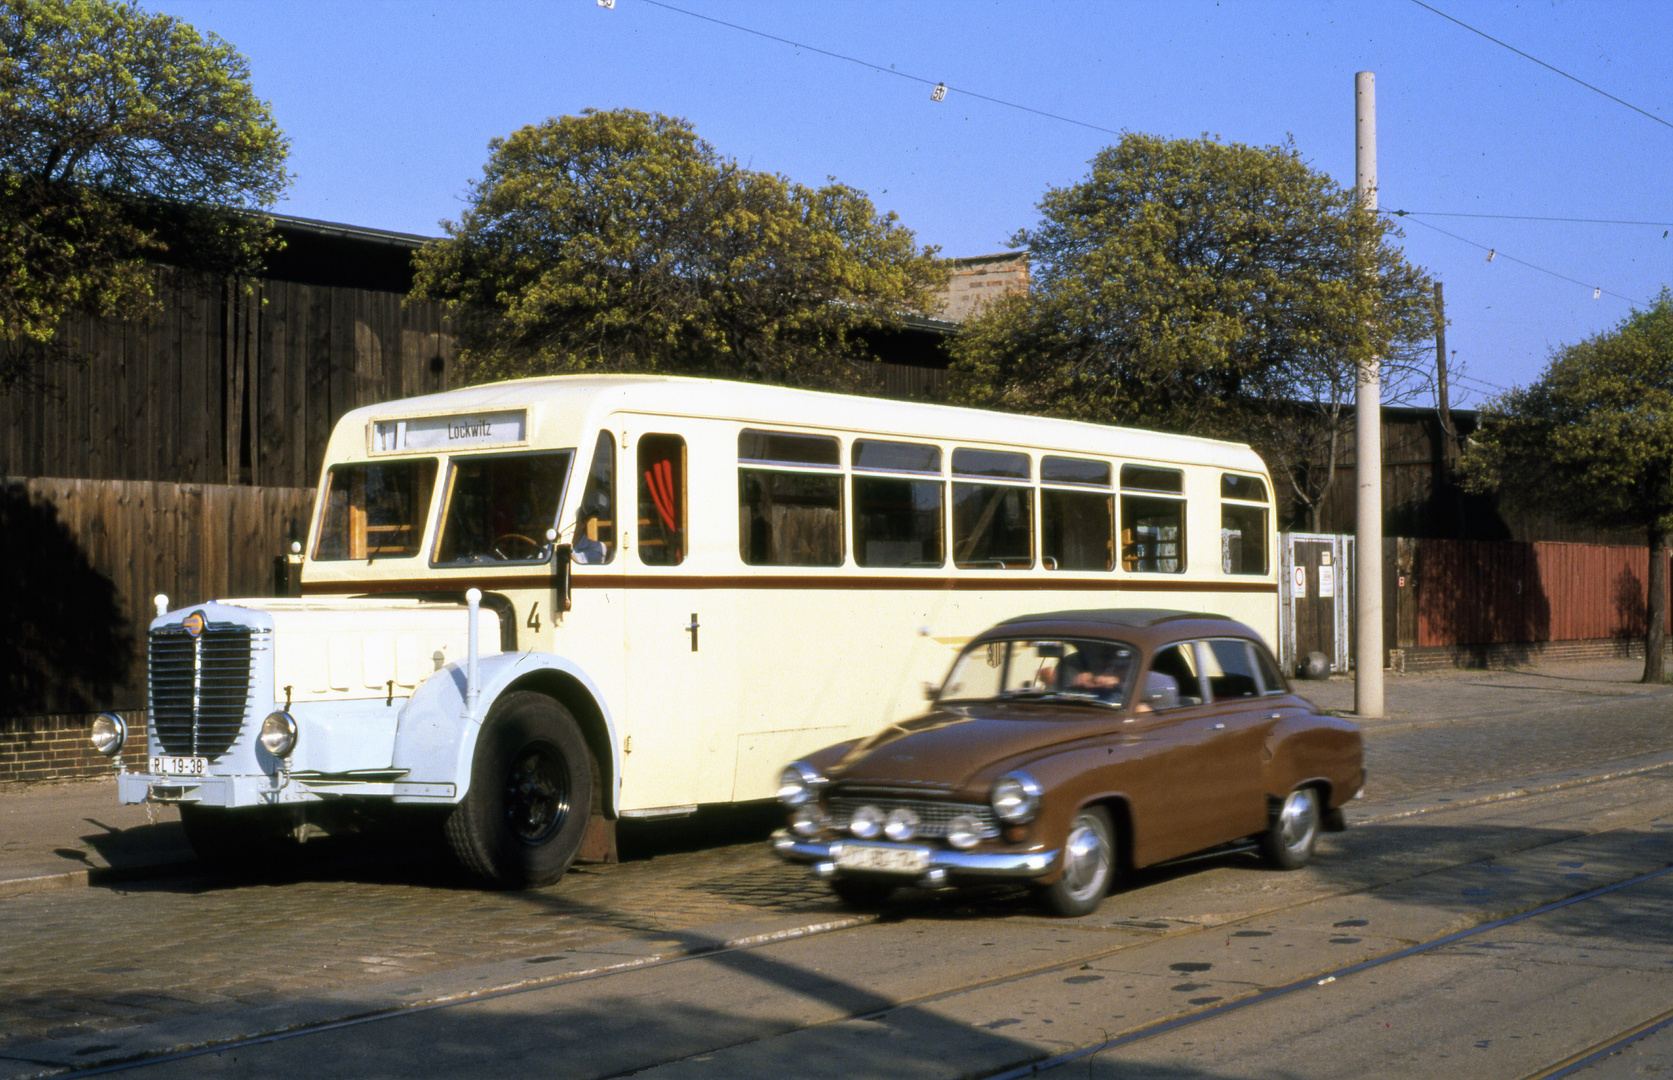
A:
[151,755,208,777]
[836,843,930,874]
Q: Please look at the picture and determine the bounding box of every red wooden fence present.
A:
[1415,539,1670,647]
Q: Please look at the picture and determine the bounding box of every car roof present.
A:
[979,608,1265,649]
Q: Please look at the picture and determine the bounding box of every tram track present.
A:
[24,764,1673,1080]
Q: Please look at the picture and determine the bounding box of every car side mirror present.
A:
[1140,671,1180,710]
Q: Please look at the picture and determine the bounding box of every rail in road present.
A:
[8,761,1672,1080]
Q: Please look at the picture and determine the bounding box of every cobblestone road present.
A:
[3,674,1670,1062]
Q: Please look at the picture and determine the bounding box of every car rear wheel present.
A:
[1261,786,1321,870]
[1038,806,1114,917]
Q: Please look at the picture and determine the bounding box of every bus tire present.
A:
[446,692,593,889]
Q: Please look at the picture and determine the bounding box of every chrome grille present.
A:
[148,623,255,759]
[826,795,1001,840]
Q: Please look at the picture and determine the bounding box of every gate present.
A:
[1278,533,1352,676]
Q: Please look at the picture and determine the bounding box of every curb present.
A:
[0,859,199,900]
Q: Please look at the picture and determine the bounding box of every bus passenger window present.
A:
[434,451,572,565]
[315,459,436,561]
[951,448,1032,569]
[1221,472,1269,575]
[852,438,942,568]
[638,434,686,566]
[1120,465,1185,573]
[738,429,841,566]
[574,431,616,565]
[1041,456,1113,571]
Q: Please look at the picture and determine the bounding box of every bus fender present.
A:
[391,651,620,815]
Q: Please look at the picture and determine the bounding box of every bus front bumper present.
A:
[772,830,1059,889]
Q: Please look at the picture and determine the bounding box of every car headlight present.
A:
[850,804,884,839]
[946,812,982,850]
[991,772,1042,825]
[790,804,828,837]
[884,807,920,842]
[259,711,298,758]
[778,761,823,807]
[90,713,127,757]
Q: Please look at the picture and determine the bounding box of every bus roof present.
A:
[328,374,1266,472]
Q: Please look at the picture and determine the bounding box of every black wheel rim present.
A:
[503,739,571,845]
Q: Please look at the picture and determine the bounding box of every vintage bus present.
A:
[93,375,1279,887]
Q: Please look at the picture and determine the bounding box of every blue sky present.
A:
[166,0,1672,405]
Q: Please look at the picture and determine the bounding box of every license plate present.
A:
[835,843,930,874]
[151,755,209,776]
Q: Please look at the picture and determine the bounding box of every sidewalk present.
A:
[3,656,1669,898]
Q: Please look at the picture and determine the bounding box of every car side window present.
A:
[1201,638,1262,701]
[1147,643,1204,706]
[1252,644,1289,695]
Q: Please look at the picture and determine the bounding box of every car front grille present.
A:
[148,623,258,759]
[826,795,1001,841]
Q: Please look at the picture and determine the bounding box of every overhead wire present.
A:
[1390,210,1673,228]
[623,1,1655,319]
[1391,214,1646,306]
[1408,0,1672,132]
[635,0,1126,137]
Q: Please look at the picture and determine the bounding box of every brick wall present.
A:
[0,711,147,785]
[1398,638,1669,672]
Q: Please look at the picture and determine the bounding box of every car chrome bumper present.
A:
[772,829,1059,885]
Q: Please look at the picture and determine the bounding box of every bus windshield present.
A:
[314,459,437,561]
[434,450,573,565]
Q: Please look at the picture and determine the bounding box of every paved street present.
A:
[1,659,1670,1080]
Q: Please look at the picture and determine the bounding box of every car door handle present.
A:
[1265,713,1283,721]
[1211,722,1226,730]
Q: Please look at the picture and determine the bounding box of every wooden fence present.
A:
[1,477,314,717]
[1,267,457,490]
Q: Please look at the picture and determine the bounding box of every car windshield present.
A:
[938,637,1138,709]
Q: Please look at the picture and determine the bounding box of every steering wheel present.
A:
[492,533,543,561]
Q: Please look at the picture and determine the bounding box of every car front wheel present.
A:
[1261,786,1321,870]
[1038,806,1114,917]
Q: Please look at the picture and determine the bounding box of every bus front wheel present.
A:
[446,692,594,889]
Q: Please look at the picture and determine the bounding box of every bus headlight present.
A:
[90,713,127,757]
[991,772,1042,825]
[778,761,822,807]
[259,711,298,758]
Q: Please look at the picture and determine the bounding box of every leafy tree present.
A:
[410,108,946,389]
[948,132,1435,527]
[0,0,289,387]
[1462,290,1673,683]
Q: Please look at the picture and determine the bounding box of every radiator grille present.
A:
[826,795,1001,840]
[148,623,256,759]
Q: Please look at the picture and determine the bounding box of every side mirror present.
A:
[1140,671,1180,710]
[553,543,573,611]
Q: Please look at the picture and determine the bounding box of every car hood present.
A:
[830,704,1116,791]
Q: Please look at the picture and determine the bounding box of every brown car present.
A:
[773,609,1364,917]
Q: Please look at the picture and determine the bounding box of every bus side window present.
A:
[574,431,616,565]
[1119,465,1185,573]
[638,434,686,566]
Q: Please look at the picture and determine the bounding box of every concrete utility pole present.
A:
[1354,71,1384,718]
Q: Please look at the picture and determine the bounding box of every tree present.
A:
[0,0,289,387]
[947,132,1435,526]
[410,108,946,389]
[1461,290,1673,684]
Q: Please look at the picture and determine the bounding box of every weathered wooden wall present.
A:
[1,267,457,488]
[0,478,315,717]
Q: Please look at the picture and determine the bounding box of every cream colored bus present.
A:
[95,375,1278,887]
